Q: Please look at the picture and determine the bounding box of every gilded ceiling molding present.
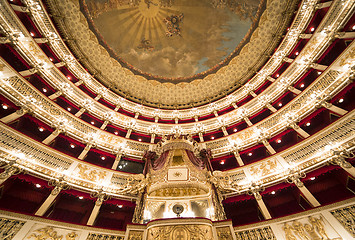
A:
[32,0,301,109]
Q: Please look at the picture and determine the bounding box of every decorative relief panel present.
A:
[331,204,355,237]
[150,187,207,197]
[248,159,282,178]
[235,226,275,240]
[167,168,189,181]
[25,224,80,240]
[75,164,107,182]
[0,217,25,240]
[127,230,143,240]
[147,224,213,240]
[279,214,341,240]
[216,226,233,240]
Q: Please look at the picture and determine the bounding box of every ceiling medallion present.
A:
[80,0,266,82]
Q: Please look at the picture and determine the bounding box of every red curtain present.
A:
[143,150,169,175]
[186,150,205,169]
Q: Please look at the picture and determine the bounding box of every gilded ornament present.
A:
[283,223,297,240]
[65,232,78,240]
[308,216,329,240]
[331,204,355,237]
[77,164,106,182]
[27,226,63,240]
[292,221,311,240]
[216,227,232,240]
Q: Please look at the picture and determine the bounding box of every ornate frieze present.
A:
[25,224,80,240]
[280,215,341,240]
[147,224,213,240]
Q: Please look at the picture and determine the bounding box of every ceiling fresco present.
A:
[82,0,264,80]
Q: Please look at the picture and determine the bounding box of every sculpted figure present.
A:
[304,224,321,240]
[283,223,297,240]
[308,216,330,240]
[292,221,311,240]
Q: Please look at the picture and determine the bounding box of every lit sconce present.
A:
[211,136,215,140]
[38,127,44,132]
[271,191,275,195]
[352,25,355,31]
[306,122,311,126]
[35,183,41,188]
[101,156,106,160]
[70,143,75,148]
[310,177,315,180]
[114,131,118,135]
[30,32,35,37]
[277,139,282,144]
[276,74,280,78]
[42,88,47,93]
[79,196,84,199]
[67,107,71,111]
[317,71,322,75]
[233,128,237,132]
[220,160,225,165]
[248,152,253,156]
[339,98,344,103]
[67,76,71,80]
[278,103,283,107]
[310,27,315,32]
[118,205,123,208]
[295,52,299,56]
[49,58,53,62]
[91,121,95,125]
[2,104,8,110]
[300,83,305,88]
[118,165,123,169]
[138,138,142,142]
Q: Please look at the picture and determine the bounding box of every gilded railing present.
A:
[217,110,355,192]
[0,110,353,197]
[0,38,353,157]
[0,0,353,156]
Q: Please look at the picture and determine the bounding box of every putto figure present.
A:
[163,13,184,37]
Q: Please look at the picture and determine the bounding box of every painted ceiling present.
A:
[83,0,263,80]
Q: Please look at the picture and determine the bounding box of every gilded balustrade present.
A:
[0,109,353,197]
[0,0,352,149]
[212,110,355,195]
[0,37,353,158]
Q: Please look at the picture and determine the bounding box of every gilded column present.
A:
[0,109,27,124]
[248,183,272,220]
[35,178,69,216]
[287,170,321,207]
[87,191,109,226]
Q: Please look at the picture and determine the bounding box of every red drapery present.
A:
[186,150,205,170]
[143,150,169,175]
